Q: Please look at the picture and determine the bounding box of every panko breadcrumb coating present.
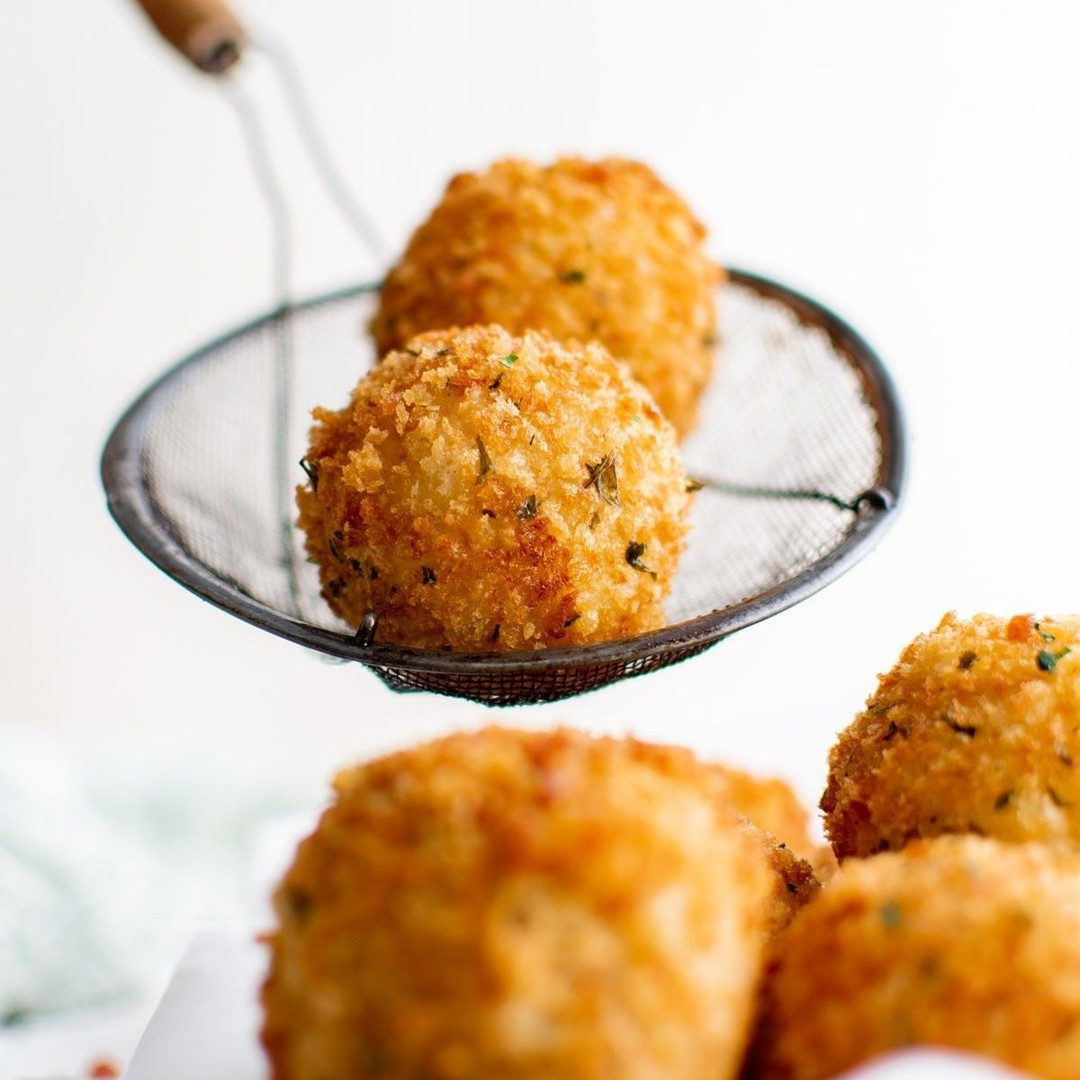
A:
[822,613,1080,859]
[372,157,721,438]
[296,325,693,651]
[261,727,771,1080]
[750,827,821,936]
[747,836,1080,1080]
[700,764,825,930]
[710,765,819,864]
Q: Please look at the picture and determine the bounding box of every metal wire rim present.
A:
[101,268,905,696]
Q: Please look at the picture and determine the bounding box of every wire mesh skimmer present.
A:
[102,269,904,706]
[104,0,904,706]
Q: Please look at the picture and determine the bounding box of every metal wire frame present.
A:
[101,269,905,706]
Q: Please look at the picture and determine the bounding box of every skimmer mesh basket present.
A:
[102,269,904,705]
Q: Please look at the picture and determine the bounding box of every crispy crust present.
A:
[372,157,721,438]
[296,325,692,651]
[747,836,1080,1080]
[822,613,1080,859]
[710,766,818,864]
[751,827,821,937]
[261,727,771,1080]
[698,764,823,934]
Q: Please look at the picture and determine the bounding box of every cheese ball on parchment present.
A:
[296,325,693,651]
[371,157,721,438]
[261,727,772,1080]
[747,836,1080,1080]
[822,613,1080,859]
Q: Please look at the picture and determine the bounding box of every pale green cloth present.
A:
[0,726,311,1022]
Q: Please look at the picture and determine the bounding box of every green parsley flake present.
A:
[476,436,492,483]
[585,453,620,506]
[516,495,540,521]
[626,541,658,580]
[880,900,903,930]
[1038,647,1071,673]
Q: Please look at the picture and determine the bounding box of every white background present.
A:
[2,0,1080,1072]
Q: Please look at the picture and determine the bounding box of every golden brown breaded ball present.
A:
[706,763,837,887]
[748,826,821,937]
[709,766,819,864]
[372,157,721,438]
[822,613,1080,860]
[618,754,822,935]
[261,727,772,1080]
[747,836,1080,1080]
[296,325,693,651]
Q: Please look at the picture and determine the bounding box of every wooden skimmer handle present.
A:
[132,0,246,73]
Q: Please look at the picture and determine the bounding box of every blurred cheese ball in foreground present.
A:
[261,727,771,1080]
[296,325,692,651]
[371,157,721,438]
[748,836,1080,1080]
[822,613,1080,859]
[707,764,828,930]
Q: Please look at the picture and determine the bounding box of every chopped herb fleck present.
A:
[958,650,978,670]
[491,624,501,643]
[564,613,581,628]
[350,559,362,572]
[327,578,346,598]
[327,536,345,563]
[516,494,540,521]
[626,541,658,580]
[1039,647,1072,673]
[284,887,313,924]
[405,347,422,357]
[589,511,601,529]
[994,790,1013,810]
[436,347,452,357]
[481,508,497,519]
[943,714,978,737]
[560,269,587,284]
[299,457,319,491]
[883,720,908,742]
[1036,621,1056,642]
[488,373,503,390]
[500,353,519,368]
[529,434,536,445]
[869,701,898,716]
[685,477,704,494]
[421,566,437,585]
[880,900,903,929]
[585,452,620,505]
[476,436,492,483]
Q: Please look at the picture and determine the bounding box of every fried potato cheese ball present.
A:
[371,157,721,438]
[261,727,772,1080]
[822,613,1080,859]
[296,325,693,651]
[748,836,1080,1080]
